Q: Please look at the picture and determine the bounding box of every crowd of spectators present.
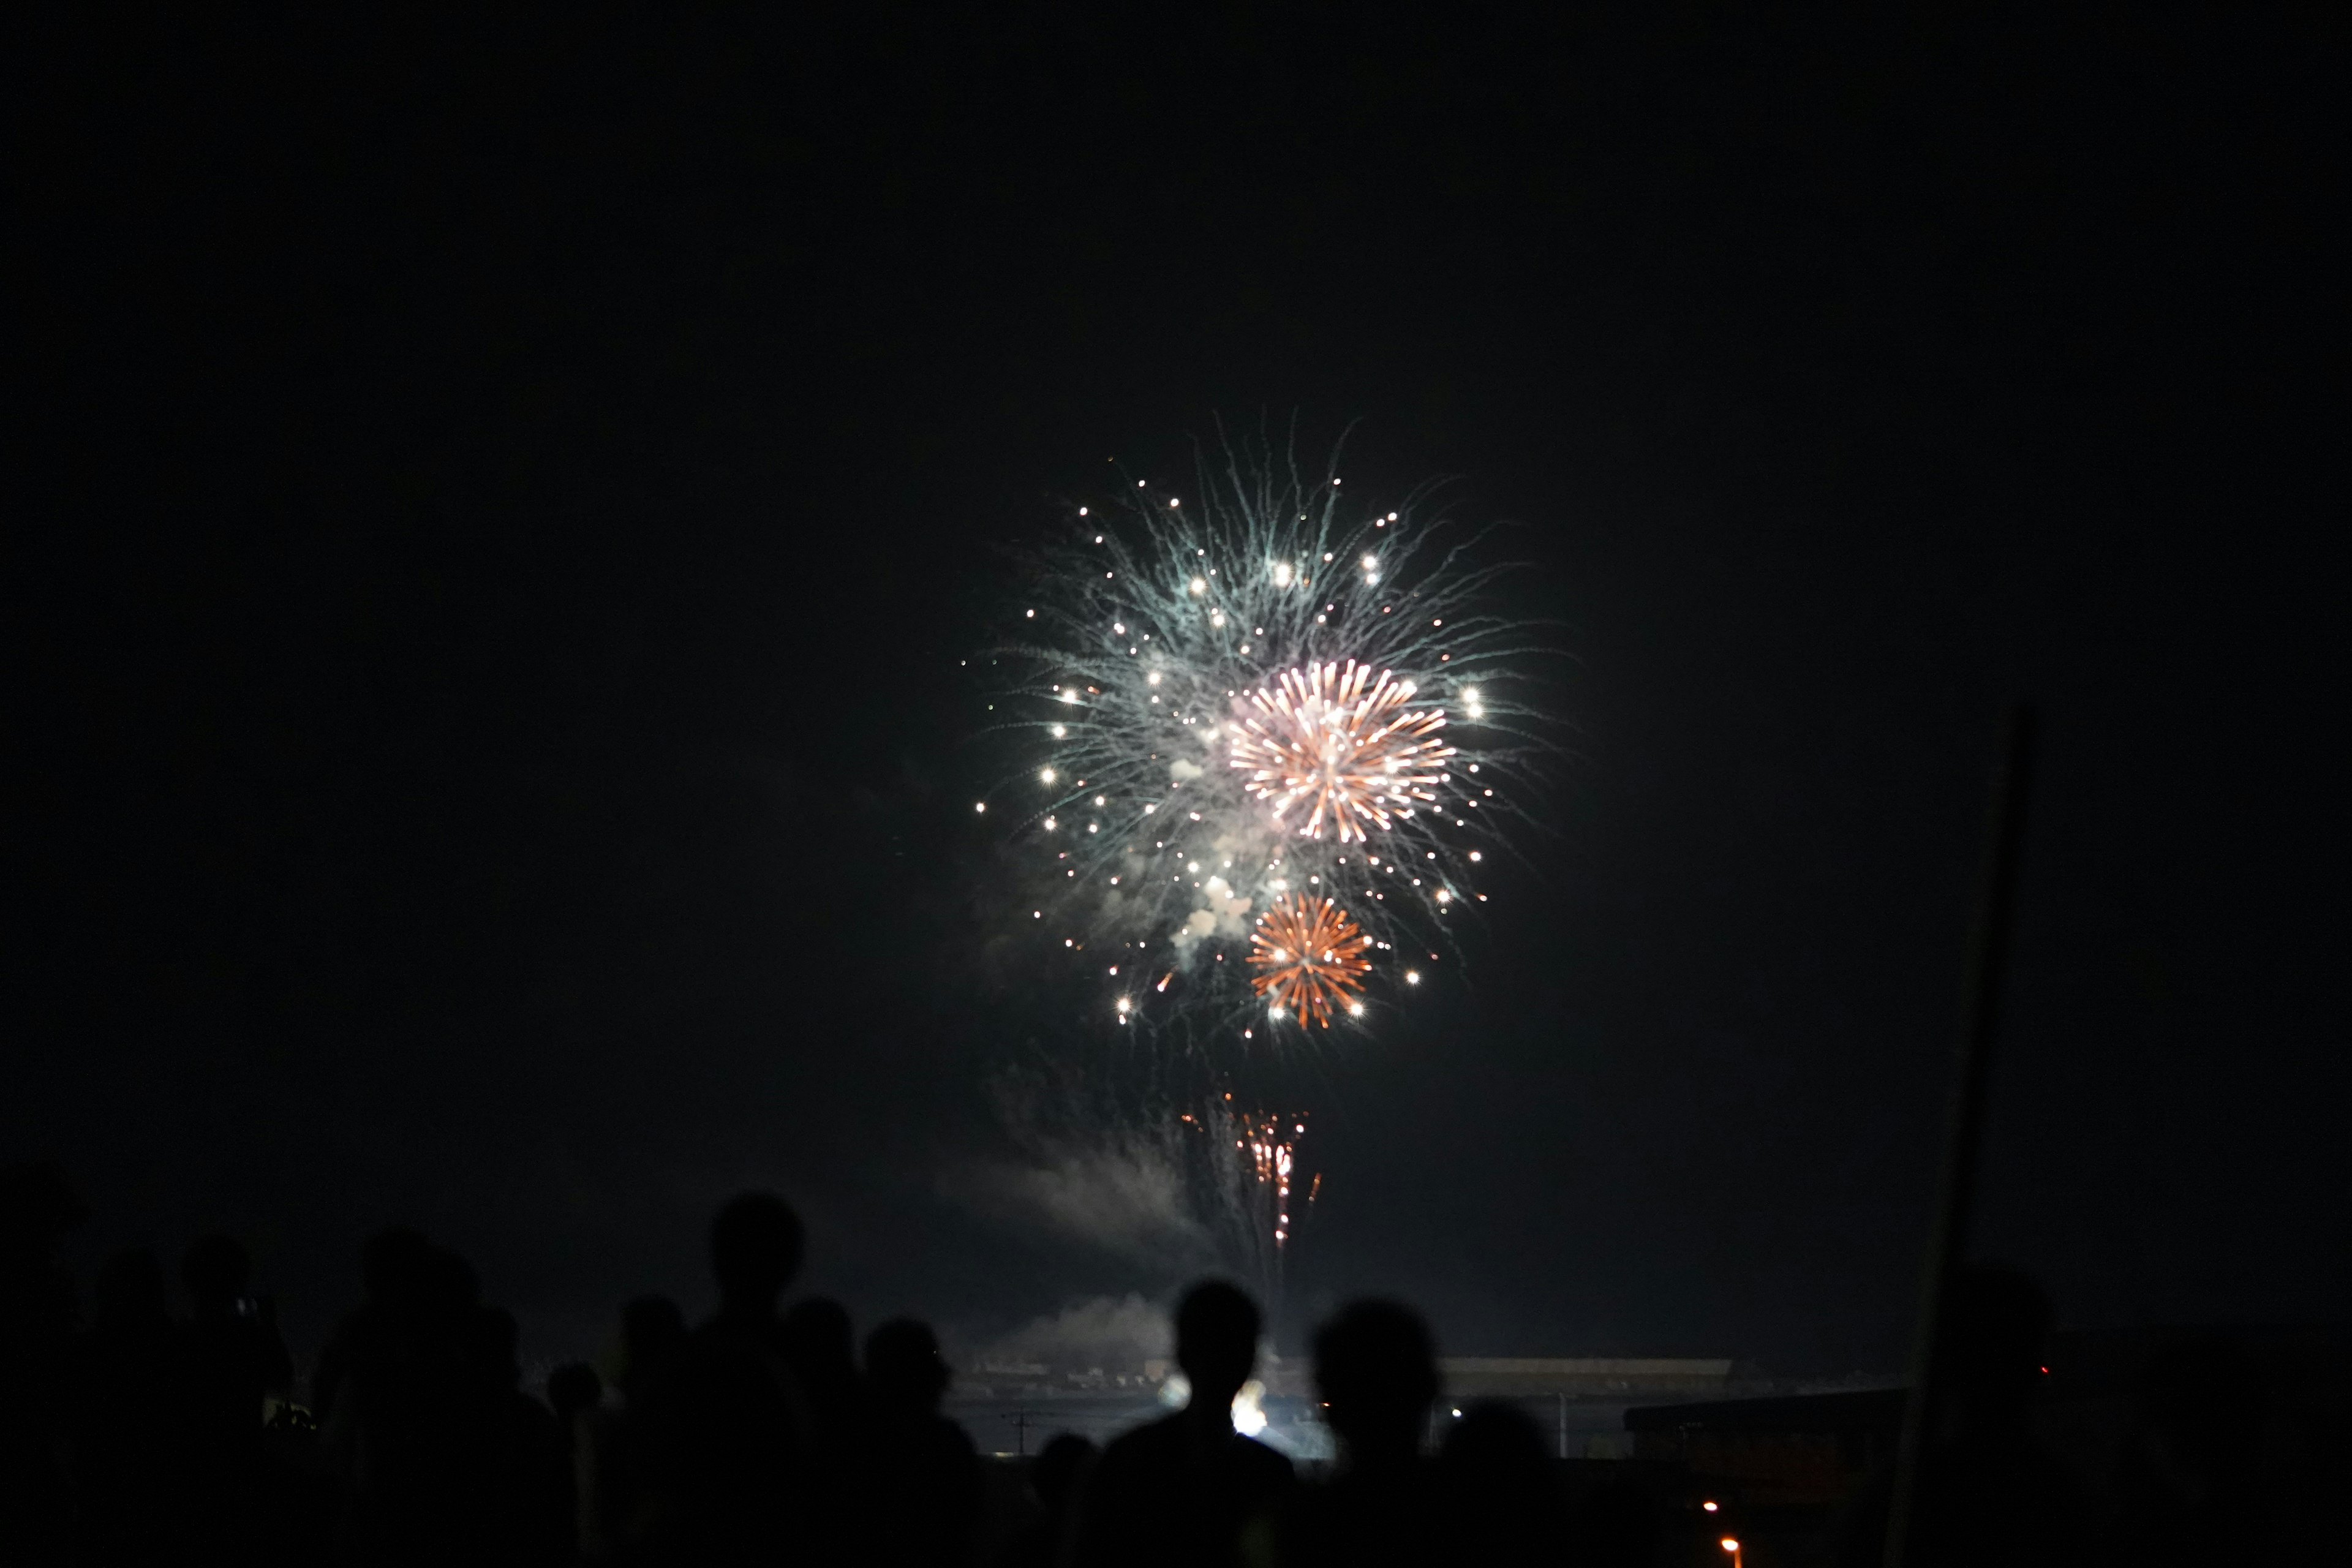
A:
[0,1159,2278,1564]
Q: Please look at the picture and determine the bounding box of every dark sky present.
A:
[11,9,2343,1376]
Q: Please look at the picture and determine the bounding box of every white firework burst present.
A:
[985,428,1550,1033]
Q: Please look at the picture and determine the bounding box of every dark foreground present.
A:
[1,1163,2335,1566]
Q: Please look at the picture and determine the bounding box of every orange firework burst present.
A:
[1229,660,1455,841]
[1248,892,1374,1027]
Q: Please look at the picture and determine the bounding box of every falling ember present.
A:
[1230,660,1455,842]
[1248,892,1373,1028]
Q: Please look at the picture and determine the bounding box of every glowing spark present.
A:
[1249,893,1373,1028]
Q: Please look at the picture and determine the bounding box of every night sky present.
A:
[12,11,2343,1378]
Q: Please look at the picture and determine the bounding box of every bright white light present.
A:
[1043,817,1057,830]
[1058,689,1079,704]
[1147,671,1162,686]
[1348,1002,1365,1017]
[1231,1380,1268,1436]
[1405,970,1420,985]
[1093,796,1106,806]
[1115,997,1131,1012]
[1362,554,1378,569]
[1040,767,1057,784]
[974,802,986,813]
[1469,851,1482,862]
[1190,577,1206,594]
[1025,608,1035,618]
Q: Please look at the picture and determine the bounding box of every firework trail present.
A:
[985,426,1548,1036]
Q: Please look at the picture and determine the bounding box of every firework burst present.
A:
[1232,659,1454,842]
[1248,893,1373,1028]
[984,426,1549,1033]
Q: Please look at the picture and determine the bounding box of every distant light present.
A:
[1720,1541,1740,1556]
[1348,1002,1365,1017]
[1078,507,1088,516]
[1703,1501,1719,1513]
[1024,608,1035,617]
[1147,671,1162,685]
[1405,970,1420,986]
[1050,723,1066,738]
[1058,688,1079,704]
[974,802,986,813]
[1115,997,1131,1012]
[1273,561,1293,586]
[1190,577,1206,594]
[1040,767,1057,784]
[1469,851,1482,862]
[1450,1408,1462,1417]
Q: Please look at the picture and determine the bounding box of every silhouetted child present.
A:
[1438,1400,1566,1561]
[547,1362,602,1561]
[1072,1280,1294,1568]
[584,1295,686,1562]
[1279,1298,1443,1567]
[170,1235,291,1559]
[855,1317,984,1567]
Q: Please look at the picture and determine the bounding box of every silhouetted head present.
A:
[1441,1402,1563,1547]
[94,1248,170,1334]
[620,1294,687,1389]
[547,1361,604,1424]
[1175,1280,1262,1414]
[709,1192,804,1314]
[1032,1432,1096,1515]
[1939,1263,2052,1425]
[1314,1298,1439,1464]
[181,1234,252,1316]
[865,1317,951,1415]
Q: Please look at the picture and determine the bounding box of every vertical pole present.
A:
[1883,705,2037,1567]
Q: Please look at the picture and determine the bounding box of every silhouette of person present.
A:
[1072,1280,1294,1568]
[854,1317,984,1567]
[169,1235,292,1559]
[315,1228,510,1566]
[585,1295,687,1562]
[69,1248,178,1565]
[993,1431,1094,1568]
[631,1193,813,1566]
[0,1161,84,1567]
[1835,1262,2084,1567]
[547,1362,603,1560]
[1278,1298,1443,1567]
[1437,1401,1565,1561]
